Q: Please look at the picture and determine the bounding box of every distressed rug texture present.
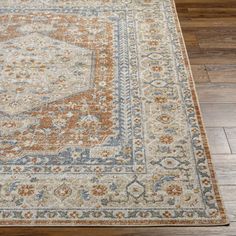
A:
[0,0,228,226]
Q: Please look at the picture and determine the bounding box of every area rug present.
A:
[0,0,228,226]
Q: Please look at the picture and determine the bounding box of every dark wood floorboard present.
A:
[1,0,235,235]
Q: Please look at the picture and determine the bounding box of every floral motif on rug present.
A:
[0,0,228,226]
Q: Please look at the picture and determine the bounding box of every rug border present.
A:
[169,0,229,227]
[0,0,229,227]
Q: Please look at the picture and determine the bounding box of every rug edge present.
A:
[170,0,229,227]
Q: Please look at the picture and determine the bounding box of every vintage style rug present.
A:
[0,0,228,226]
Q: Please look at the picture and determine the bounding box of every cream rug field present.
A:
[0,0,228,226]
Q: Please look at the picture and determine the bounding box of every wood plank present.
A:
[194,28,236,37]
[224,128,236,139]
[0,223,234,236]
[225,127,236,154]
[225,202,236,224]
[227,139,236,154]
[188,28,236,49]
[183,31,198,42]
[200,103,236,127]
[195,27,236,49]
[205,128,231,154]
[188,8,236,14]
[175,0,236,3]
[191,65,210,83]
[224,128,236,154]
[220,186,236,202]
[199,37,236,49]
[180,18,236,28]
[206,65,236,83]
[176,7,189,14]
[178,11,236,19]
[175,0,236,8]
[182,32,200,49]
[178,10,236,21]
[196,84,236,103]
[213,154,236,186]
[188,48,236,65]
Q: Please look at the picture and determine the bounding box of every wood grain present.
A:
[0,224,235,236]
[205,128,231,154]
[201,103,236,127]
[213,155,236,186]
[188,48,236,65]
[206,65,236,83]
[196,84,236,103]
[224,128,236,153]
[191,65,210,83]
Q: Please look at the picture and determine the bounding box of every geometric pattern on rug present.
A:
[0,0,228,226]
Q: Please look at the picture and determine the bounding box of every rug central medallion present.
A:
[0,33,94,115]
[0,11,145,173]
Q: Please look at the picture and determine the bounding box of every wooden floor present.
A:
[1,0,236,235]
